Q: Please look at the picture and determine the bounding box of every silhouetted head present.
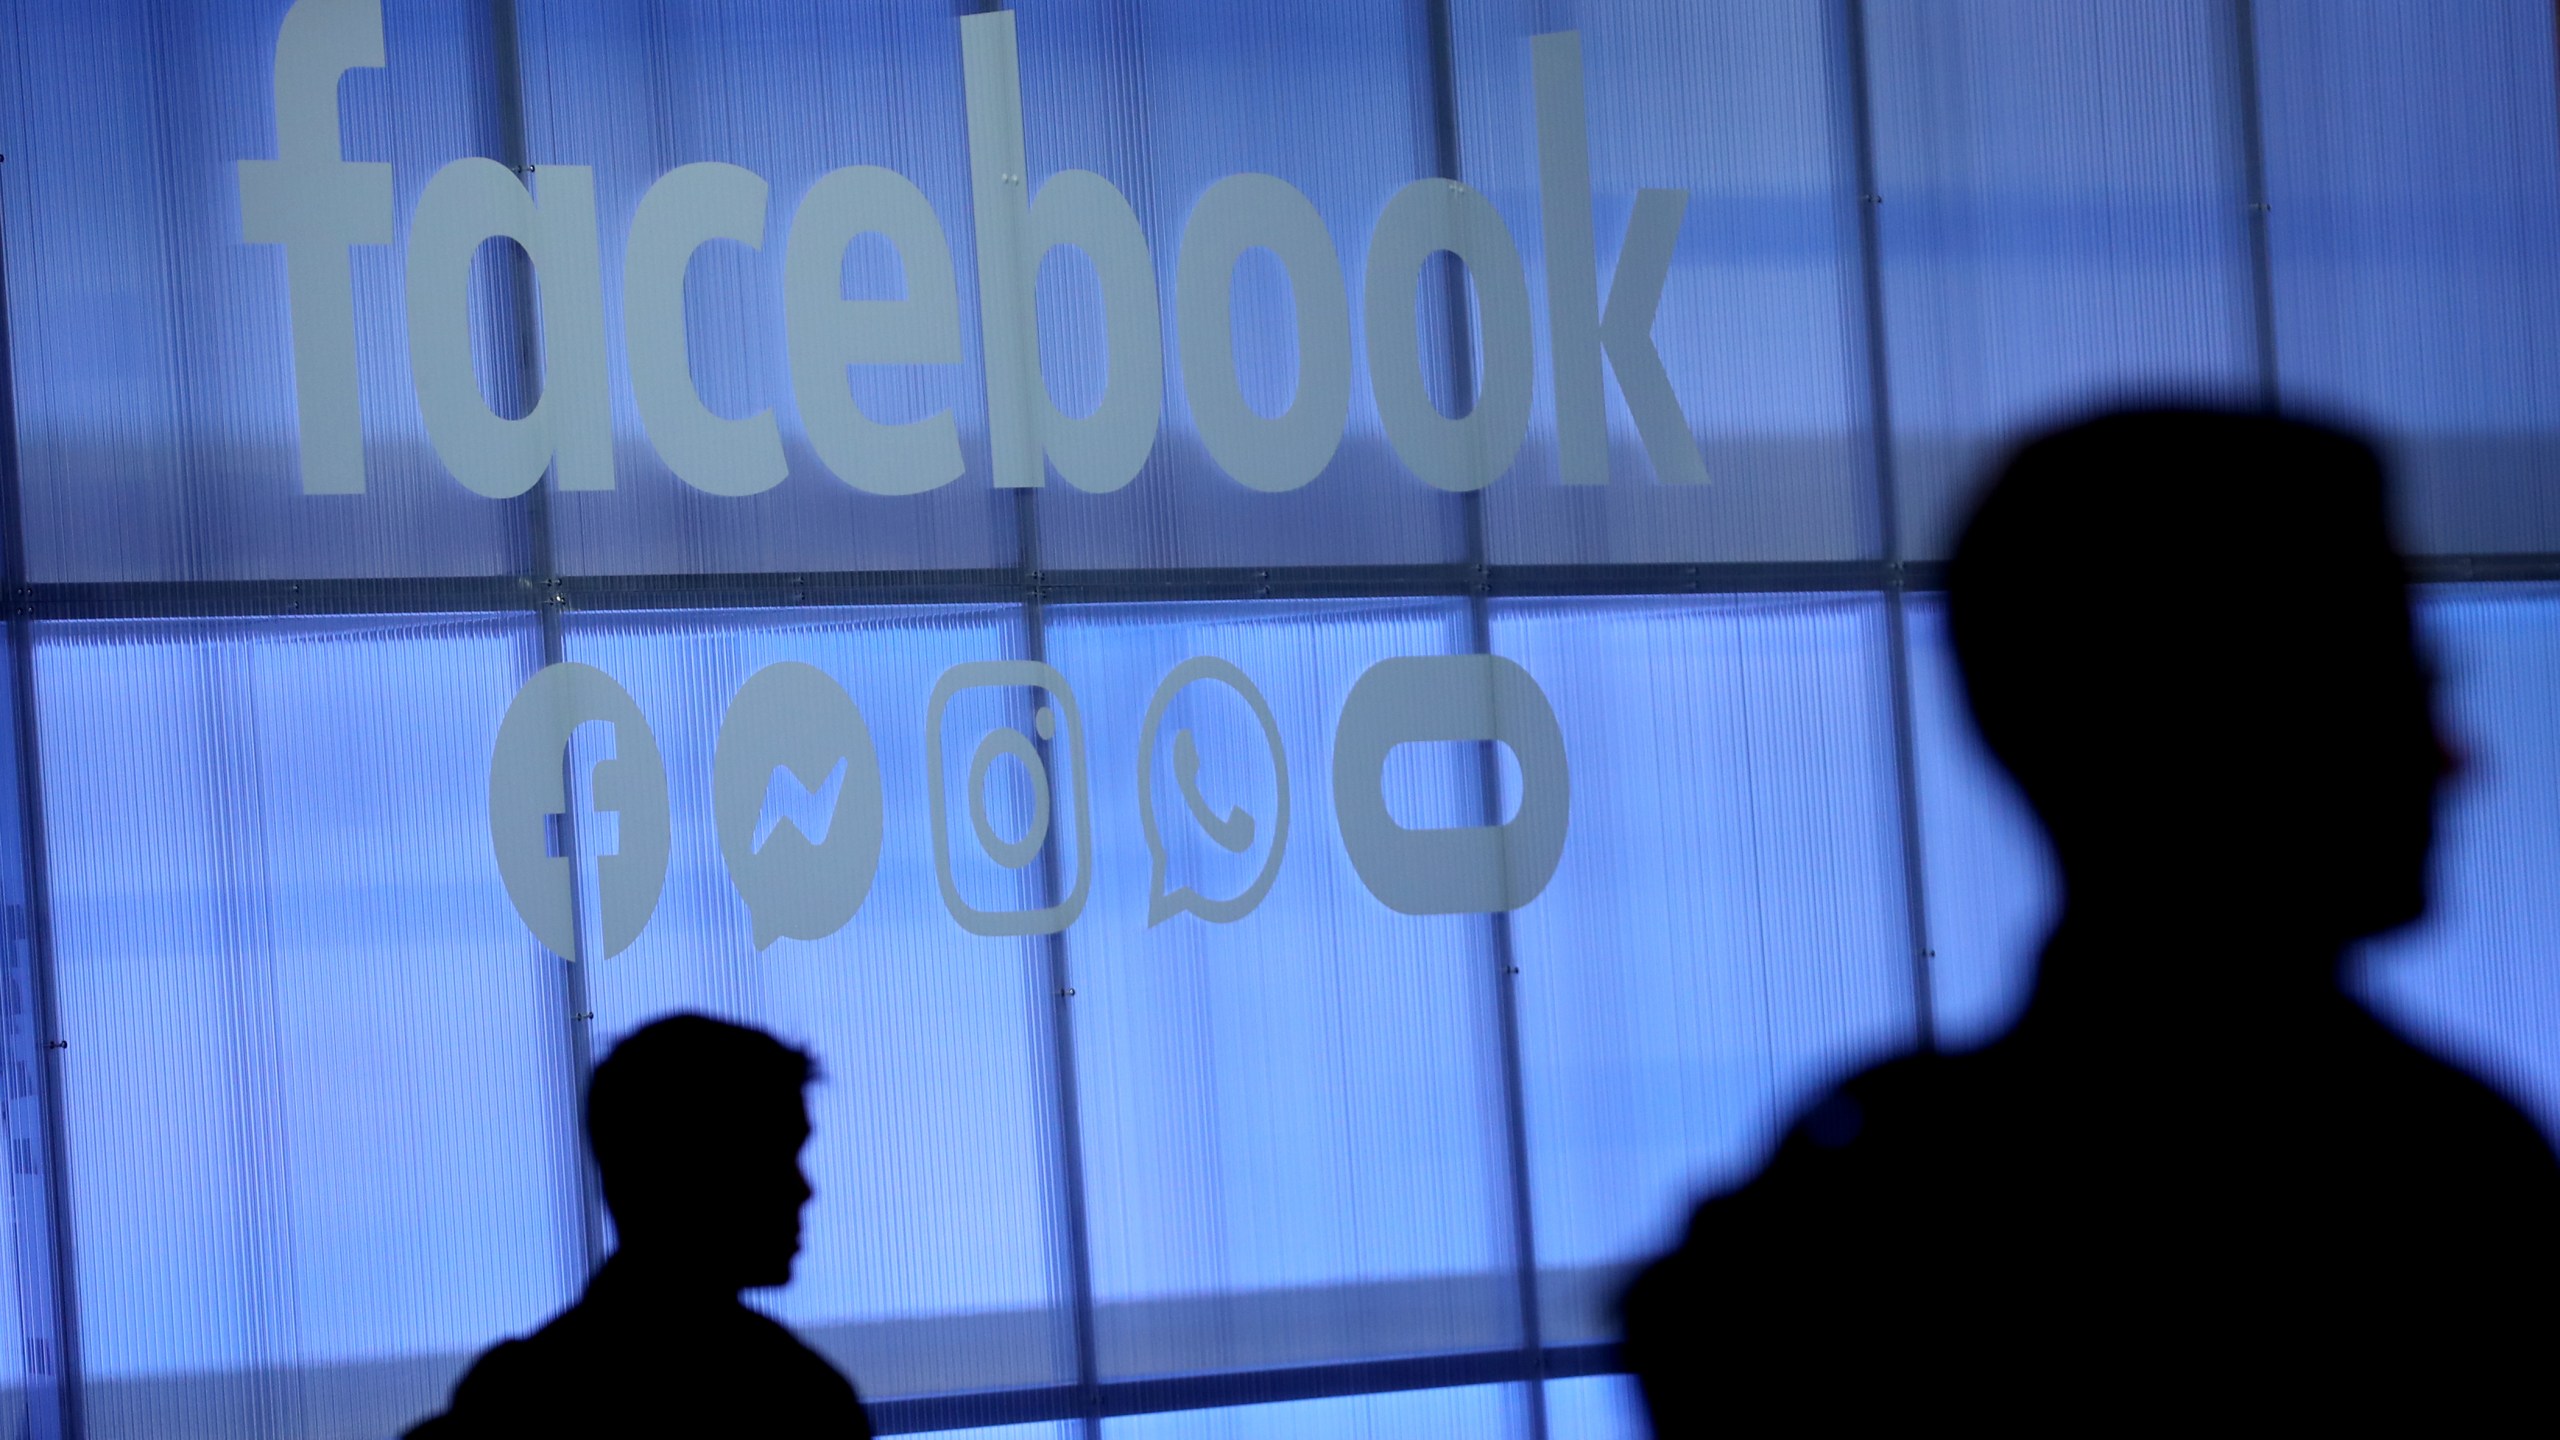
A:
[1949,408,2446,966]
[587,1014,817,1290]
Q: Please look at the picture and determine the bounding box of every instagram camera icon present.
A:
[926,660,1093,936]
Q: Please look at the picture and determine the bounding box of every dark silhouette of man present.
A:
[1621,410,2560,1429]
[408,1014,872,1438]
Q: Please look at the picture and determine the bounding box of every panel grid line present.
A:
[17,557,2554,625]
[984,0,1106,1424]
[0,142,81,1440]
[1835,0,1943,1054]
[1420,0,1554,1429]
[486,0,613,1298]
[1021,559,1106,1440]
[2231,0,2284,411]
[865,1341,1622,1435]
[0,6,2549,1437]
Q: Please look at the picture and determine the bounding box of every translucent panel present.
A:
[0,0,528,581]
[1455,1,1880,563]
[2358,587,2560,1141]
[1106,1383,1529,1440]
[0,642,43,1435]
[1902,597,2055,1051]
[914,1426,1075,1440]
[15,4,2560,1435]
[2254,2,2560,554]
[561,606,1070,1400]
[514,1,1018,574]
[1009,0,1474,569]
[0,1201,21,1438]
[1491,595,1918,1343]
[1907,583,2560,1102]
[1866,0,2262,557]
[1040,601,1517,1376]
[1545,1374,1646,1440]
[33,615,579,1439]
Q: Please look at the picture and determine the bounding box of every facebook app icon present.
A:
[489,662,672,960]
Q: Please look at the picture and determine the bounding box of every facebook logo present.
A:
[488,662,671,960]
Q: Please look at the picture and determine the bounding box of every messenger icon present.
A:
[1137,656,1291,926]
[1331,655,1569,915]
[712,662,884,950]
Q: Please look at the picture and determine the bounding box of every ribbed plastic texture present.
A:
[1105,1383,1528,1439]
[0,0,529,582]
[7,4,2560,1436]
[1454,1,1881,563]
[1902,596,2055,1051]
[33,615,578,1440]
[0,1194,21,1437]
[0,633,37,1437]
[1492,595,1918,1342]
[1908,584,2560,1124]
[561,605,1071,1400]
[1866,0,2262,558]
[1546,1374,1647,1440]
[2357,587,2560,1142]
[1040,600,1515,1377]
[1008,0,1474,570]
[2254,1,2560,555]
[513,0,1020,575]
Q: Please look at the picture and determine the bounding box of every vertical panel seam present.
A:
[0,146,86,1440]
[1023,594,1103,1440]
[1837,0,1941,1052]
[2231,0,2283,410]
[1422,0,1550,1434]
[979,0,1103,1423]
[488,0,609,1287]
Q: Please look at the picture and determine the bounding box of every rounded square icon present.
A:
[1332,655,1568,915]
[926,660,1092,936]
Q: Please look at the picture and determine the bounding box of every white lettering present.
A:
[406,159,614,497]
[783,166,966,496]
[626,162,785,496]
[244,14,1702,509]
[237,0,394,495]
[1175,174,1350,493]
[1364,180,1534,493]
[962,11,1163,494]
[1533,32,1708,486]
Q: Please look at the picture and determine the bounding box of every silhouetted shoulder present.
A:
[1623,1020,2560,1429]
[1674,1047,2010,1219]
[402,1340,535,1440]
[2322,1004,2560,1227]
[1615,1050,1996,1431]
[406,1294,870,1439]
[2348,1008,2558,1151]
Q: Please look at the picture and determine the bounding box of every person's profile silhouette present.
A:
[407,1013,872,1438]
[1621,409,2560,1429]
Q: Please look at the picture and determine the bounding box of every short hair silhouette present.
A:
[1950,410,2437,954]
[589,1012,818,1172]
[587,1013,818,1285]
[1620,407,2560,1431]
[408,1013,871,1438]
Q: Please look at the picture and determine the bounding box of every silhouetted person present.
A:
[1622,409,2560,1429]
[408,1014,871,1438]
